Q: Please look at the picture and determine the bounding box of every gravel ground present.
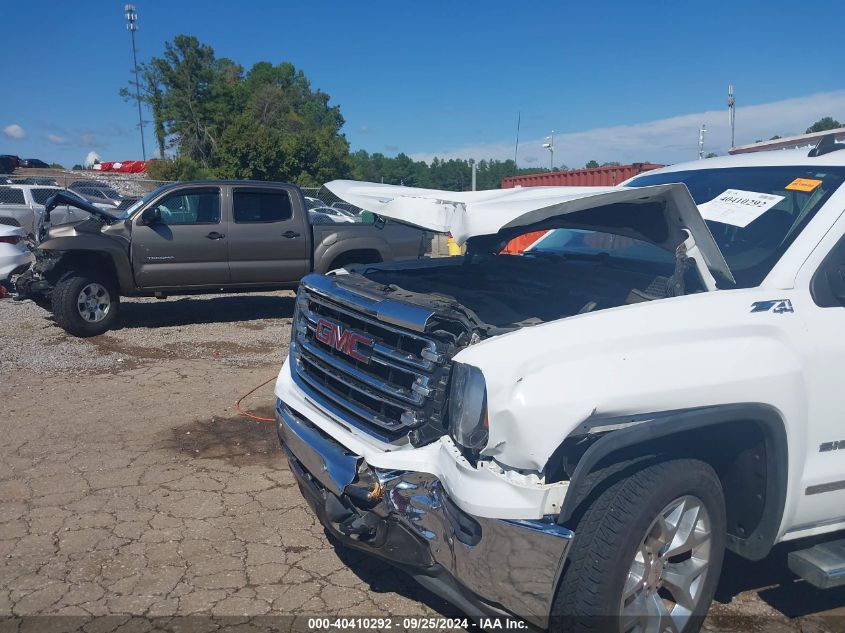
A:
[1,292,844,632]
[0,293,294,374]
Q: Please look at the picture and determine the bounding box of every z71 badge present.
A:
[750,299,794,314]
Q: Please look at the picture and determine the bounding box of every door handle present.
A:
[282,231,301,239]
[205,231,225,240]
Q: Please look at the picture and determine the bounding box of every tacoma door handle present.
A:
[205,231,225,240]
[282,231,301,238]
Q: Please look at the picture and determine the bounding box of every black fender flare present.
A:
[557,403,788,560]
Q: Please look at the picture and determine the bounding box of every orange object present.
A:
[236,376,276,422]
[501,231,548,254]
[785,178,823,192]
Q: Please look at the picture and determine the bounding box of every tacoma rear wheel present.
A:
[551,458,726,633]
[51,271,120,337]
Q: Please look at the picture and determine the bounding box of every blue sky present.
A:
[3,0,845,169]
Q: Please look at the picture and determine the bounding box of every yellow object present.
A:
[447,235,463,256]
[786,178,823,192]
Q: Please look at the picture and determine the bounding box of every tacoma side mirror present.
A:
[140,207,162,225]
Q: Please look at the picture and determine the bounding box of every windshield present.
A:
[626,166,845,287]
[525,229,674,265]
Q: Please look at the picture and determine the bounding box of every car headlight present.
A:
[448,362,488,450]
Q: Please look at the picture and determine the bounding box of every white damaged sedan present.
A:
[0,224,31,291]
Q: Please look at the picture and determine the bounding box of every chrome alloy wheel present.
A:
[76,283,111,323]
[620,495,712,633]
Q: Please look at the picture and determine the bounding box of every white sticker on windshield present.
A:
[698,189,785,227]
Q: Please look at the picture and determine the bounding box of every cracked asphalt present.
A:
[1,293,843,632]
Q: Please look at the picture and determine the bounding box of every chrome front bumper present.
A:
[277,399,573,627]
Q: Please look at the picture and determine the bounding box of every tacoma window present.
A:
[153,189,220,225]
[233,189,292,223]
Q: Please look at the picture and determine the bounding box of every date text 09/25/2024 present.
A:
[307,617,528,629]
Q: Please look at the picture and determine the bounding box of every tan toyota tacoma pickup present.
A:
[14,180,426,336]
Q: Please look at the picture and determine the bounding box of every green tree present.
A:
[704,152,718,159]
[806,117,842,134]
[585,160,600,168]
[149,35,240,166]
[147,156,213,181]
[120,62,168,159]
[128,35,351,184]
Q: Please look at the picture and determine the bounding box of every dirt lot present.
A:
[1,292,843,632]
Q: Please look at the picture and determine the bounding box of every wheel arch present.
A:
[320,246,385,274]
[555,403,788,561]
[42,248,133,294]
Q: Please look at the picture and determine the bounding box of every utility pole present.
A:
[543,131,555,170]
[470,159,477,191]
[727,84,736,149]
[513,111,521,172]
[698,124,707,160]
[125,4,146,160]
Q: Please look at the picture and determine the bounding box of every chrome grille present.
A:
[292,275,452,443]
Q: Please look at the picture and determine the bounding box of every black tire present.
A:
[51,271,120,337]
[551,458,726,633]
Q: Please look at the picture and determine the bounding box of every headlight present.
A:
[448,363,488,450]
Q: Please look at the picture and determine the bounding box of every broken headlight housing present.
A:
[448,362,488,450]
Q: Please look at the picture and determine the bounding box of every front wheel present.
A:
[51,272,120,337]
[551,458,726,633]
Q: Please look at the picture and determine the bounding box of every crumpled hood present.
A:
[326,180,733,284]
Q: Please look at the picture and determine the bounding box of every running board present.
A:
[788,539,845,589]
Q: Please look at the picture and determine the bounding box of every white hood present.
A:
[325,180,734,284]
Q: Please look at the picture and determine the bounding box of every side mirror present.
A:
[140,207,162,225]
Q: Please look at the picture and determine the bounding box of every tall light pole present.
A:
[698,124,707,160]
[542,131,555,170]
[125,4,146,160]
[727,84,736,149]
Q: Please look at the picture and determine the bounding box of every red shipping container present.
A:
[501,163,664,189]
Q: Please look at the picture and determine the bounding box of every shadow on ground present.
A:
[330,537,465,619]
[715,542,845,618]
[116,294,295,329]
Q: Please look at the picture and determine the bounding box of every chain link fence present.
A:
[1,170,172,198]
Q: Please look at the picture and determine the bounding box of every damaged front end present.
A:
[14,249,63,301]
[277,399,573,626]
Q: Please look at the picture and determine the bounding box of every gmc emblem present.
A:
[315,318,374,364]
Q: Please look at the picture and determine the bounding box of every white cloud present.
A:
[47,134,67,145]
[408,91,845,168]
[3,124,26,140]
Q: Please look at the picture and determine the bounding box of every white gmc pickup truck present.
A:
[275,137,845,632]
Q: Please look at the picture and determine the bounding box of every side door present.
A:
[130,186,230,288]
[226,186,309,284]
[793,223,845,531]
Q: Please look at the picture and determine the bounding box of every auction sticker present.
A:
[785,177,823,192]
[698,189,785,227]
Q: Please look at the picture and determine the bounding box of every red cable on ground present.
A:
[235,376,277,422]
